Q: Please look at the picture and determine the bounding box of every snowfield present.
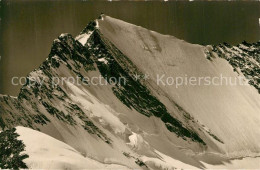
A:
[16,126,260,169]
[16,126,130,169]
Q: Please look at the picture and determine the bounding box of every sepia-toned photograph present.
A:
[0,0,260,169]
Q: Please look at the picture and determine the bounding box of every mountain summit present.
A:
[1,15,260,169]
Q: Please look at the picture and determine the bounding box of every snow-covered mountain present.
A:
[0,15,260,169]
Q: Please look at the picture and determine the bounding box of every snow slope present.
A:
[97,15,260,156]
[16,126,130,169]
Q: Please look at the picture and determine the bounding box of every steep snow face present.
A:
[16,126,130,169]
[97,15,260,155]
[65,81,126,134]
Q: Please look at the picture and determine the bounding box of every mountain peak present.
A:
[1,15,260,169]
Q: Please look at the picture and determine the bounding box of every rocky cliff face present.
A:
[0,15,260,169]
[210,41,260,93]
